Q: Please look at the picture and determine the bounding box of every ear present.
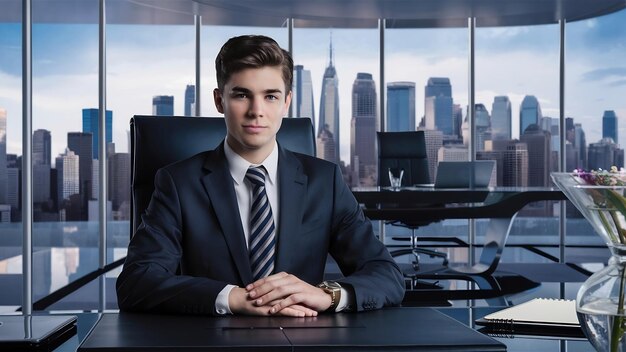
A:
[282,91,293,116]
[213,88,224,114]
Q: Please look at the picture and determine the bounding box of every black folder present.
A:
[79,308,505,351]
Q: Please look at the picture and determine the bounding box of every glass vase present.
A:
[552,172,626,352]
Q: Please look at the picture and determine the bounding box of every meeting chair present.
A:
[377,131,449,270]
[130,115,315,235]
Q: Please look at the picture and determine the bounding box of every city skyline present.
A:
[1,15,626,164]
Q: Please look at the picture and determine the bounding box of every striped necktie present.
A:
[245,166,276,281]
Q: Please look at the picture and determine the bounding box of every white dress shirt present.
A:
[214,138,348,314]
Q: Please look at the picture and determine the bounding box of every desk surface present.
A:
[52,306,594,352]
[76,308,505,351]
[352,187,566,220]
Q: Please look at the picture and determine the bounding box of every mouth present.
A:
[243,125,266,133]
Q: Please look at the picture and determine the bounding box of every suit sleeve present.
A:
[116,168,228,315]
[328,165,406,311]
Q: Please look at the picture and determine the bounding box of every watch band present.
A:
[318,281,341,312]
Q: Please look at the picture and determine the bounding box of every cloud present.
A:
[582,67,626,81]
[610,79,626,87]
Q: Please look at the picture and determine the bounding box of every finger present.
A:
[245,272,289,291]
[249,274,300,301]
[269,293,304,313]
[287,304,318,317]
[252,278,309,305]
[273,304,317,317]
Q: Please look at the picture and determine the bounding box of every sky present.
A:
[2,9,626,166]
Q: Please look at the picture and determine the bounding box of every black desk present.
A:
[53,307,594,352]
[76,308,505,351]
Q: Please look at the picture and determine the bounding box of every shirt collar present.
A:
[224,138,279,186]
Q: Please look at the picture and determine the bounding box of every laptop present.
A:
[0,315,77,350]
[434,160,495,188]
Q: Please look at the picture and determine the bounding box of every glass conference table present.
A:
[352,187,569,302]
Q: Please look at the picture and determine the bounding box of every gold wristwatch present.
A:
[318,281,342,312]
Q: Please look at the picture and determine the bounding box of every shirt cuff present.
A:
[335,287,351,312]
[215,284,236,315]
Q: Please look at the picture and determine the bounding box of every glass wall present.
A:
[31,0,99,304]
[293,27,379,188]
[1,0,623,310]
[565,10,626,253]
[475,23,560,264]
[0,0,22,313]
[106,9,195,287]
[384,27,469,265]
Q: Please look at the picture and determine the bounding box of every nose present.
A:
[247,96,264,118]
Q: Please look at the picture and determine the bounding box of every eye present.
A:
[232,93,248,99]
[266,95,279,101]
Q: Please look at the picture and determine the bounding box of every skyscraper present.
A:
[350,73,377,186]
[318,38,340,164]
[520,124,551,187]
[0,108,7,204]
[519,95,542,135]
[33,131,51,205]
[424,77,453,136]
[387,82,415,132]
[292,65,316,130]
[475,103,491,151]
[68,132,94,220]
[109,152,130,214]
[588,138,624,170]
[82,108,112,159]
[574,123,587,169]
[33,129,51,166]
[503,142,529,187]
[184,85,195,117]
[603,110,618,144]
[55,149,80,206]
[153,95,174,116]
[316,125,336,163]
[491,96,511,140]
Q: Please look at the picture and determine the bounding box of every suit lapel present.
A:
[200,143,253,285]
[275,146,308,273]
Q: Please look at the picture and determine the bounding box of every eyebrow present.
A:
[230,86,283,95]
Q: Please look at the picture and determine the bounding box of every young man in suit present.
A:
[116,35,404,316]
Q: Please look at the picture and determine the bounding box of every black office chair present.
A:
[377,131,448,269]
[130,115,315,235]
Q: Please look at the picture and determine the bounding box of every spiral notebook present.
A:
[475,298,585,338]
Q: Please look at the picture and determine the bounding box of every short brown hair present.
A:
[215,35,293,95]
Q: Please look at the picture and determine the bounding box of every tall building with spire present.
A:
[318,36,340,164]
[292,65,316,130]
[350,72,377,186]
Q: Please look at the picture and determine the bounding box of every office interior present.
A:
[1,0,626,351]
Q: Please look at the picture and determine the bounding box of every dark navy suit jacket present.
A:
[116,142,404,315]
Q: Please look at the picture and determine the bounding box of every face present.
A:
[214,66,292,163]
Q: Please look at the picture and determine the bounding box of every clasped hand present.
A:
[229,272,332,317]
